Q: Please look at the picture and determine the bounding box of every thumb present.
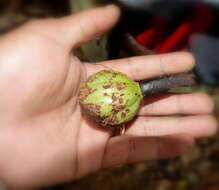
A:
[52,5,121,49]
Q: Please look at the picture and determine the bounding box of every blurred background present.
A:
[0,0,219,190]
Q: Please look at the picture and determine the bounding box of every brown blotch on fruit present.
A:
[87,75,98,82]
[116,82,125,91]
[126,109,130,113]
[78,83,93,102]
[111,114,118,124]
[112,105,126,112]
[103,84,112,89]
[119,98,124,104]
[84,104,101,116]
[101,114,119,127]
[95,105,101,112]
[112,72,117,78]
[121,112,126,119]
[112,93,118,103]
[101,117,110,127]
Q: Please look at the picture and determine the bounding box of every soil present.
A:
[0,0,69,34]
[0,1,219,190]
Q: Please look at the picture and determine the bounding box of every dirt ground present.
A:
[0,1,219,190]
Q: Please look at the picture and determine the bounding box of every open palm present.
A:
[0,5,217,189]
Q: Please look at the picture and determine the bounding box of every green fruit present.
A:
[78,70,143,128]
[78,69,195,129]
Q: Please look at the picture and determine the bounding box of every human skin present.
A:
[0,5,217,189]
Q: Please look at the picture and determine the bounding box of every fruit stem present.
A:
[140,74,195,98]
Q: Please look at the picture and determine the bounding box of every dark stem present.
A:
[140,74,196,98]
[123,33,154,56]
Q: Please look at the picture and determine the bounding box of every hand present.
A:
[0,5,217,189]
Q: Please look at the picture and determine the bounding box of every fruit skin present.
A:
[78,70,143,128]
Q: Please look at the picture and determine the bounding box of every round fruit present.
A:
[78,69,195,130]
[78,70,143,128]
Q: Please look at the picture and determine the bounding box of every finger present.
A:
[139,93,214,116]
[49,5,120,48]
[102,134,193,168]
[125,115,218,138]
[86,52,195,81]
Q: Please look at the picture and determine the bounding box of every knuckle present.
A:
[127,57,138,79]
[22,18,56,34]
[141,103,155,115]
[125,138,137,163]
[77,21,87,37]
[23,18,45,29]
[180,51,196,67]
[142,118,157,136]
[88,16,102,36]
[199,93,215,113]
[198,115,218,136]
[177,95,185,113]
[206,115,218,132]
[157,55,167,75]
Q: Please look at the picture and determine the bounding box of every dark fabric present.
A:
[191,34,219,86]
